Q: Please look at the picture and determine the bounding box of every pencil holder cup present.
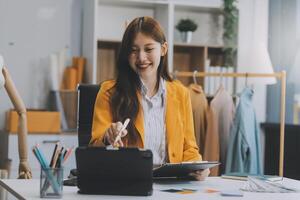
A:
[40,167,63,198]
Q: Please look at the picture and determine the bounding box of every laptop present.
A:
[75,146,153,196]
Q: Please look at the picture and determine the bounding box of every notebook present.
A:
[75,147,153,196]
[221,172,283,181]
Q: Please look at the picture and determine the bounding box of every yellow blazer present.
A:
[90,80,202,163]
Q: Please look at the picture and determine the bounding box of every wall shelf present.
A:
[82,0,225,85]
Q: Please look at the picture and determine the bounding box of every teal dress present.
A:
[225,87,262,175]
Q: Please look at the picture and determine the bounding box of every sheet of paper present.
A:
[242,176,300,193]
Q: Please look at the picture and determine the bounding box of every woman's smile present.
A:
[136,62,152,69]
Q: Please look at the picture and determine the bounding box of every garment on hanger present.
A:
[204,85,235,176]
[188,84,208,155]
[225,87,262,175]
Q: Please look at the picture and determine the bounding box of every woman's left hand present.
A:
[189,168,210,181]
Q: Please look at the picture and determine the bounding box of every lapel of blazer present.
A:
[165,81,180,152]
[134,92,145,147]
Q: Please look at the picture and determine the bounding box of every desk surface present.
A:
[1,177,300,200]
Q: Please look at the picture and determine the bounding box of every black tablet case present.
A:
[76,147,153,196]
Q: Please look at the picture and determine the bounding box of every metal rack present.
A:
[175,71,286,176]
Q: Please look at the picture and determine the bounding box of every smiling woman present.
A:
[128,32,168,97]
[89,16,210,181]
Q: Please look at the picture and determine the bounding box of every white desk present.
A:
[1,177,300,200]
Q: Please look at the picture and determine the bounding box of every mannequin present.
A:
[0,55,32,179]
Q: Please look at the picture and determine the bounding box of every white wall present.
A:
[97,4,154,40]
[237,0,270,122]
[0,0,82,129]
[267,0,299,123]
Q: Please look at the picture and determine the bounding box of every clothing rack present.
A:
[174,71,286,177]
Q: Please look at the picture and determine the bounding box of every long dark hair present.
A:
[109,16,172,145]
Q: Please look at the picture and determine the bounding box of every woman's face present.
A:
[128,32,167,79]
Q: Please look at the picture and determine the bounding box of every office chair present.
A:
[64,84,99,186]
[77,84,100,147]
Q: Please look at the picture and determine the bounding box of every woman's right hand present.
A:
[103,121,128,147]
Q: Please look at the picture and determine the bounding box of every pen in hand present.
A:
[113,118,130,147]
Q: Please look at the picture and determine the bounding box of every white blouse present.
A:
[140,78,166,166]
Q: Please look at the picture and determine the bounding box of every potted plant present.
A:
[223,0,238,67]
[176,18,198,43]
